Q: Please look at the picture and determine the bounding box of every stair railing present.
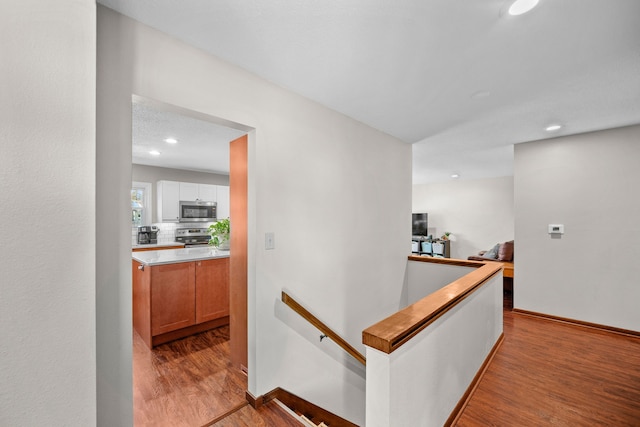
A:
[281,291,366,365]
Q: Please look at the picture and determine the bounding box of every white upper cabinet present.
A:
[197,184,217,203]
[179,182,216,202]
[179,182,199,201]
[216,185,230,220]
[157,180,180,222]
[157,180,227,223]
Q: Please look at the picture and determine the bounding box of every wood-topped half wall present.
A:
[362,256,503,354]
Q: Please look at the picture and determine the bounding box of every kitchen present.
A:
[132,185,231,348]
[130,99,250,426]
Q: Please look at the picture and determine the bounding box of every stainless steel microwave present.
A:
[179,200,217,223]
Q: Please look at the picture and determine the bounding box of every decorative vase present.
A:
[216,237,230,250]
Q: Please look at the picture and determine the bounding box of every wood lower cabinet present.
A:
[195,258,229,323]
[133,257,230,348]
[151,262,196,335]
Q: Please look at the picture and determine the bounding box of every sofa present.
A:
[468,240,514,284]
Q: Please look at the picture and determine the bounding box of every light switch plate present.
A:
[548,224,564,234]
[265,232,275,250]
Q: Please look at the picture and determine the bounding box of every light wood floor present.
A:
[455,292,640,426]
[134,293,640,426]
[133,325,299,426]
[133,325,247,427]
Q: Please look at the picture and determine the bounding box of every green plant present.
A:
[208,218,230,248]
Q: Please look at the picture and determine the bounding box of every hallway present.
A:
[455,296,640,425]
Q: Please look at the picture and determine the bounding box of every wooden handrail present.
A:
[362,256,502,354]
[281,291,366,365]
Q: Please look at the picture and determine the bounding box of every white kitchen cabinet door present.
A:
[198,184,217,202]
[157,180,180,222]
[179,182,199,201]
[216,185,230,220]
[180,182,216,202]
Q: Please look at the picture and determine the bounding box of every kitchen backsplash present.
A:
[132,222,215,245]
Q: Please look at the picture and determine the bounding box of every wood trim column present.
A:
[230,134,248,372]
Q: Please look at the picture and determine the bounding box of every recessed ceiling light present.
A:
[545,124,562,132]
[164,138,178,144]
[149,150,161,156]
[451,173,460,179]
[508,0,539,15]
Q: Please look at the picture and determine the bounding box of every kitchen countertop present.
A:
[132,247,229,266]
[132,242,185,250]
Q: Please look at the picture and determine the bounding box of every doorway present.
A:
[130,97,250,425]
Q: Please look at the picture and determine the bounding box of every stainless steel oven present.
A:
[175,228,211,246]
[178,200,217,223]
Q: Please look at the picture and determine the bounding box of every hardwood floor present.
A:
[134,293,640,426]
[209,401,303,427]
[455,291,640,426]
[133,326,248,427]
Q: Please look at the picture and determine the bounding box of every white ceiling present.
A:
[111,0,640,183]
[132,101,246,175]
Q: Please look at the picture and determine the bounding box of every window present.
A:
[131,182,152,226]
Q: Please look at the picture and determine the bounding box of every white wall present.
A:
[0,1,96,425]
[514,125,640,331]
[366,273,503,427]
[98,6,411,426]
[413,176,514,259]
[406,260,471,306]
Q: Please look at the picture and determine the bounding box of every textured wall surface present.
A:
[0,1,97,425]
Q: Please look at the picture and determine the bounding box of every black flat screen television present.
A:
[412,213,428,236]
